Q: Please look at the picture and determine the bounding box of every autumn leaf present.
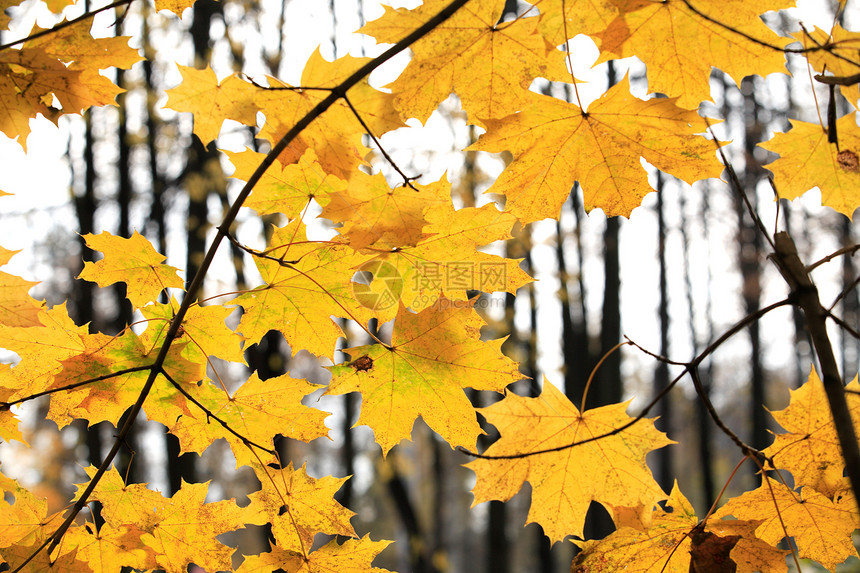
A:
[322,172,449,250]
[764,368,860,498]
[255,49,402,179]
[169,372,329,467]
[796,24,860,109]
[0,246,41,327]
[233,219,374,357]
[63,523,154,573]
[376,203,532,315]
[534,0,619,48]
[597,0,792,108]
[327,298,522,455]
[574,483,788,573]
[762,114,860,218]
[471,79,724,221]
[237,536,392,573]
[361,0,568,125]
[245,462,356,552]
[83,467,250,573]
[164,65,258,144]
[715,476,860,569]
[467,379,673,542]
[77,231,184,309]
[226,147,345,218]
[141,297,246,364]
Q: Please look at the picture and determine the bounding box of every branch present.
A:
[806,243,860,272]
[0,0,134,52]
[460,299,791,461]
[22,0,474,565]
[159,370,277,456]
[768,231,860,510]
[0,365,153,409]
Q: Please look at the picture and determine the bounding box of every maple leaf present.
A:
[327,298,521,455]
[0,476,47,548]
[255,49,402,179]
[572,483,787,573]
[470,79,724,221]
[374,202,532,316]
[761,115,860,218]
[796,24,860,109]
[233,218,374,357]
[0,303,92,398]
[226,147,345,218]
[0,245,41,327]
[361,0,568,126]
[238,536,393,573]
[77,231,184,309]
[169,372,329,467]
[141,297,246,364]
[154,0,204,16]
[764,368,860,498]
[322,172,450,250]
[63,523,154,573]
[164,65,258,144]
[715,476,860,569]
[533,0,619,48]
[467,379,672,542]
[83,467,250,572]
[597,0,793,108]
[245,462,356,552]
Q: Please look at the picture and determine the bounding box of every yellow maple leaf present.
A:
[225,147,345,218]
[367,202,532,318]
[63,523,154,573]
[164,65,258,144]
[572,483,787,573]
[327,298,522,455]
[0,246,41,327]
[83,467,250,572]
[233,219,374,357]
[466,379,673,542]
[77,231,184,309]
[715,476,860,569]
[245,462,356,552]
[255,49,402,179]
[238,536,393,573]
[598,0,792,108]
[0,303,91,397]
[169,372,329,467]
[534,0,619,47]
[153,0,203,16]
[796,25,860,109]
[361,0,568,125]
[762,114,860,218]
[322,172,450,250]
[141,297,246,364]
[765,368,860,498]
[471,79,723,221]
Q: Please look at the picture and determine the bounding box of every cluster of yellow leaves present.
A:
[1,0,860,572]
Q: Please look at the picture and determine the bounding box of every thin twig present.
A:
[159,370,277,456]
[460,299,792,461]
[806,243,860,272]
[342,94,420,189]
[0,365,154,409]
[0,0,134,51]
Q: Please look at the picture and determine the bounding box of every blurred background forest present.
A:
[0,0,858,571]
